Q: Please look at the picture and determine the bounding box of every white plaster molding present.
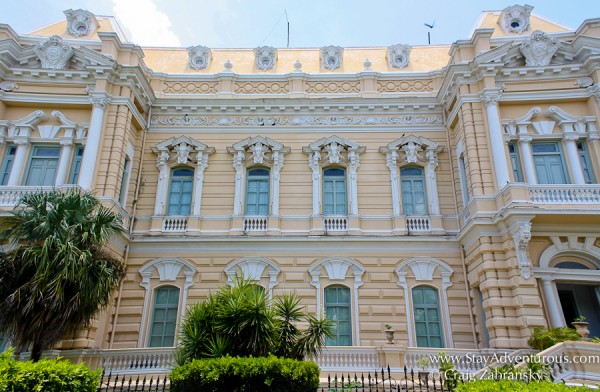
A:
[387,44,410,69]
[498,4,533,34]
[538,236,600,269]
[575,77,594,88]
[224,257,281,297]
[321,46,343,71]
[187,45,211,70]
[510,221,533,279]
[502,107,541,136]
[547,106,596,134]
[34,36,74,70]
[64,9,99,37]
[0,81,18,92]
[520,31,560,67]
[254,46,277,71]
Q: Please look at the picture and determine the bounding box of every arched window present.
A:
[245,168,270,215]
[167,168,194,215]
[554,261,592,270]
[401,167,427,215]
[324,285,352,346]
[412,286,443,348]
[148,286,180,347]
[323,168,347,215]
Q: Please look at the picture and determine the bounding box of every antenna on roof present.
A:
[285,10,290,48]
[424,20,436,45]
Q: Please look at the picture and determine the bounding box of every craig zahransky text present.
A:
[428,352,600,365]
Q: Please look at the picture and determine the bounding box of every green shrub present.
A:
[456,380,592,391]
[170,355,320,392]
[0,349,101,392]
[527,327,581,351]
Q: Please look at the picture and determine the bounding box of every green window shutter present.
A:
[412,286,444,348]
[324,285,352,346]
[245,168,270,215]
[25,147,60,186]
[401,167,427,215]
[67,147,84,184]
[508,143,523,182]
[577,142,595,184]
[532,143,568,184]
[167,168,194,215]
[148,286,180,347]
[323,168,347,215]
[0,145,16,185]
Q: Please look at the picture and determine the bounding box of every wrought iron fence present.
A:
[97,371,169,391]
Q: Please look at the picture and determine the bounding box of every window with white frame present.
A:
[148,285,180,347]
[25,146,60,186]
[224,257,281,299]
[324,285,352,346]
[508,143,524,182]
[118,156,131,205]
[412,286,444,348]
[400,167,427,215]
[0,145,16,186]
[167,168,194,216]
[67,146,84,184]
[532,142,568,184]
[323,168,347,216]
[577,141,596,184]
[245,168,270,215]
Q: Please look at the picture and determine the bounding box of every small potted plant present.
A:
[572,315,590,340]
[384,324,395,344]
[416,356,430,379]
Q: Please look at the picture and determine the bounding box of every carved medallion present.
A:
[520,30,560,67]
[498,4,533,34]
[34,36,73,70]
[321,46,343,71]
[187,45,211,70]
[64,9,98,37]
[387,44,410,69]
[254,46,277,70]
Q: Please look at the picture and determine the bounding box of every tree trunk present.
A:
[31,342,44,362]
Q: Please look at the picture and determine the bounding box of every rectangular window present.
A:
[67,147,84,184]
[245,168,270,215]
[532,143,568,184]
[413,286,444,348]
[0,145,17,185]
[167,168,194,215]
[401,167,427,215]
[24,146,60,186]
[323,169,347,215]
[148,286,180,347]
[458,155,470,206]
[508,143,523,182]
[325,286,352,346]
[118,157,131,205]
[577,142,595,184]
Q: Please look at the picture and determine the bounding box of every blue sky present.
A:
[1,0,598,48]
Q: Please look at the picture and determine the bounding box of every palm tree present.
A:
[0,190,126,361]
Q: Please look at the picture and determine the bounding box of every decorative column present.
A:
[153,151,169,215]
[55,138,73,186]
[232,151,244,216]
[518,135,537,184]
[78,94,110,189]
[271,151,283,215]
[510,221,532,279]
[192,151,209,215]
[384,150,400,216]
[540,278,564,328]
[353,270,364,344]
[564,133,585,184]
[425,148,440,215]
[482,92,511,188]
[348,149,360,215]
[7,137,28,186]
[308,151,321,216]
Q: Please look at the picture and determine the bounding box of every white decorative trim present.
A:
[0,81,18,92]
[34,36,73,70]
[510,221,533,279]
[395,257,454,347]
[254,46,277,71]
[187,45,211,70]
[64,9,99,37]
[498,4,533,34]
[321,46,343,71]
[538,236,600,269]
[387,44,410,69]
[520,31,560,67]
[224,257,281,298]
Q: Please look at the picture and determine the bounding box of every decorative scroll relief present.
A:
[227,136,289,167]
[520,31,560,67]
[151,114,443,127]
[321,45,343,70]
[254,46,277,70]
[387,44,411,69]
[377,79,432,92]
[305,81,359,94]
[235,81,289,94]
[0,81,18,92]
[187,45,211,70]
[34,36,73,70]
[511,222,532,279]
[64,9,98,37]
[498,4,533,34]
[163,81,218,94]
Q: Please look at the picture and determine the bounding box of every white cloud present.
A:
[111,0,181,47]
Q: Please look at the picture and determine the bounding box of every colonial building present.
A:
[1,5,600,374]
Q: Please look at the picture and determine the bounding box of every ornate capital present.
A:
[520,30,560,67]
[156,150,169,168]
[482,93,500,107]
[34,36,74,70]
[511,222,532,279]
[89,95,111,110]
[518,135,533,143]
[563,132,580,142]
[254,46,277,71]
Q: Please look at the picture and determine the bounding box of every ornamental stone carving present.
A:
[0,81,18,92]
[520,30,560,67]
[254,46,277,70]
[321,45,343,71]
[64,9,98,37]
[187,45,211,70]
[510,221,532,279]
[34,36,73,70]
[387,44,411,69]
[498,4,533,34]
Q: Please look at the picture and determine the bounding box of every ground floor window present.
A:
[413,286,443,348]
[324,285,352,346]
[148,286,180,347]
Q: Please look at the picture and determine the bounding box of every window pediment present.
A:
[380,135,442,167]
[0,110,87,142]
[303,135,365,167]
[153,135,214,166]
[139,257,197,286]
[227,136,289,167]
[309,257,365,283]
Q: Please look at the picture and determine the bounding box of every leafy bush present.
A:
[170,355,320,392]
[456,380,592,391]
[0,349,101,392]
[527,327,581,351]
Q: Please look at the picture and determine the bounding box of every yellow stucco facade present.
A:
[1,5,600,372]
